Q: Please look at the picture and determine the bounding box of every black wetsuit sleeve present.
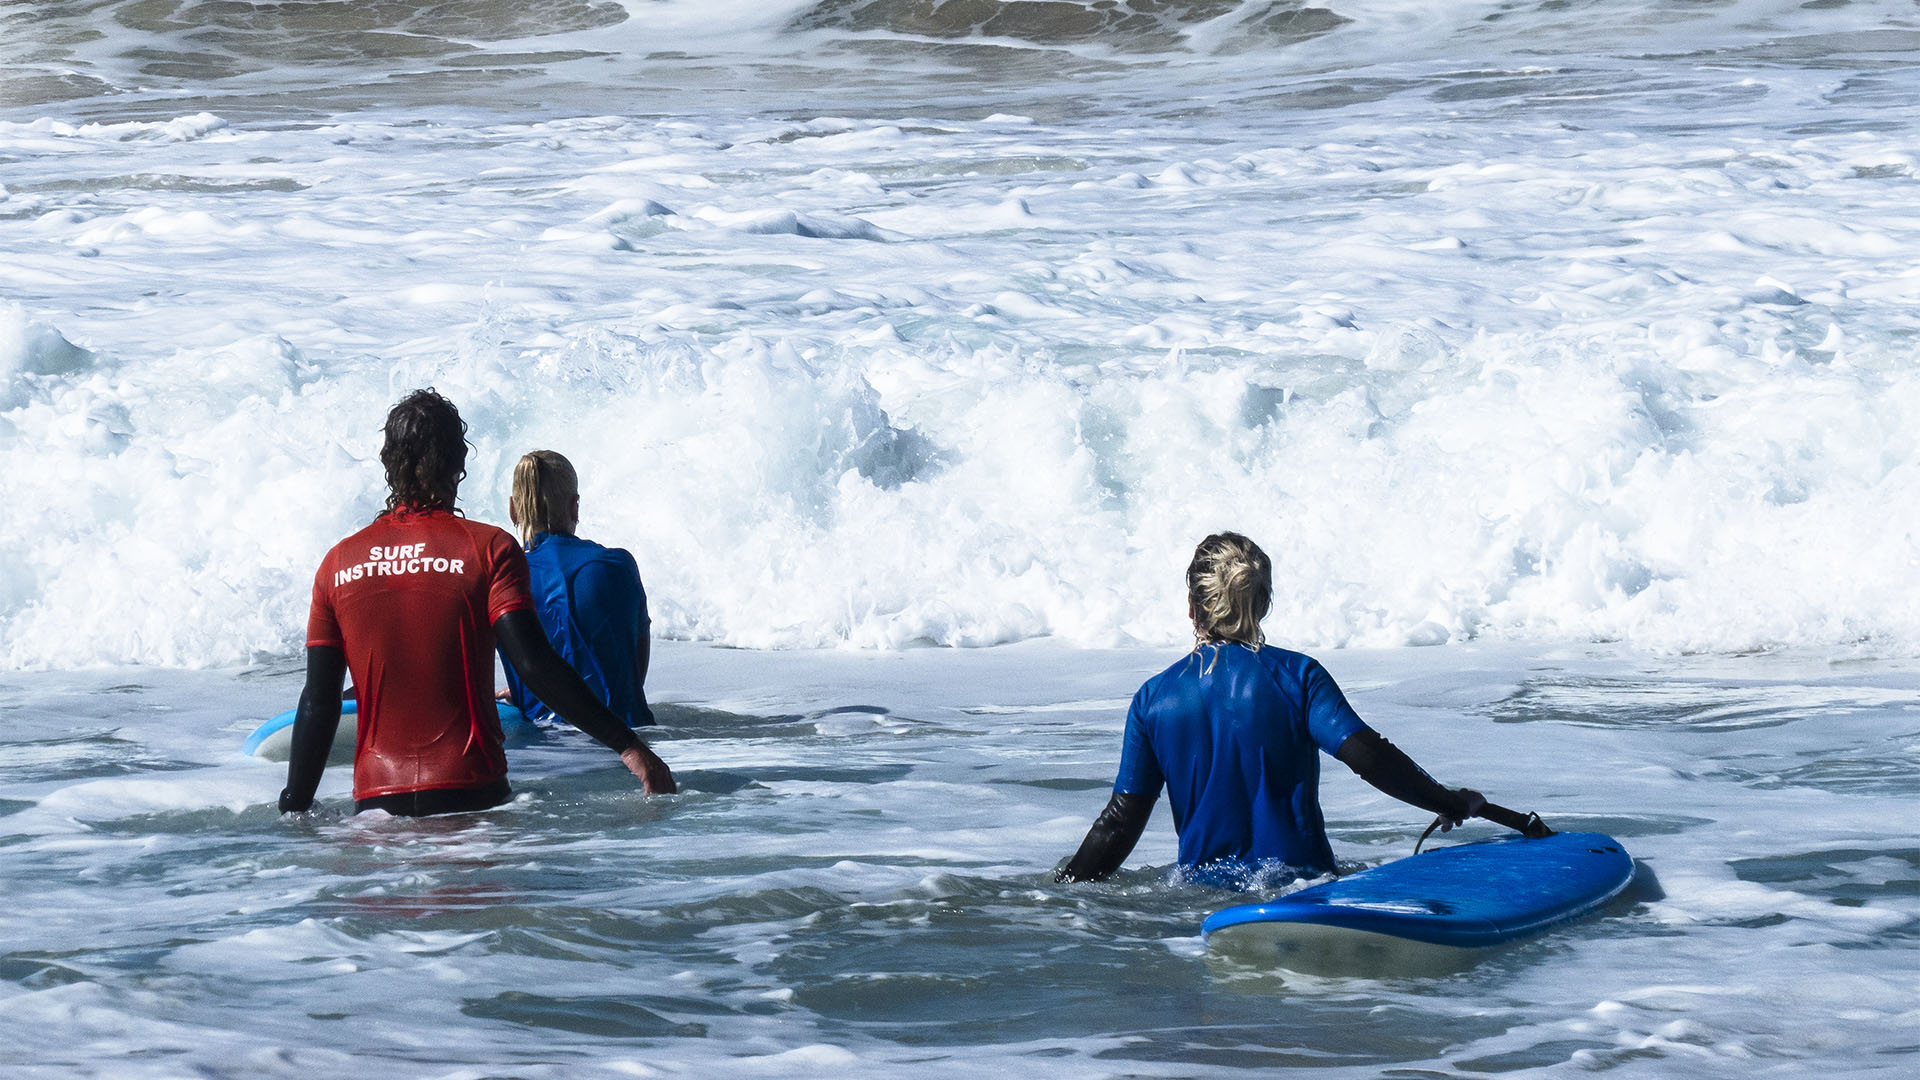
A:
[494,609,643,754]
[634,627,654,727]
[1335,729,1475,821]
[1055,792,1156,883]
[279,645,347,813]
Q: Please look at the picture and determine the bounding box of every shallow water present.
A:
[1,642,1915,1077]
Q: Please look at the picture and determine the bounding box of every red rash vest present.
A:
[306,507,533,801]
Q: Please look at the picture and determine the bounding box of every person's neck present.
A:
[392,492,457,515]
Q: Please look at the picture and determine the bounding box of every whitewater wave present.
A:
[785,0,1350,52]
[6,282,1918,668]
[5,0,1901,113]
[5,5,1920,667]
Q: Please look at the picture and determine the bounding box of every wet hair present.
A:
[1186,532,1272,647]
[380,388,468,513]
[510,449,579,547]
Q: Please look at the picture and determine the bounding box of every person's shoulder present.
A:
[1255,644,1316,673]
[1238,643,1324,698]
[316,531,352,563]
[449,514,516,543]
[447,515,525,560]
[318,517,379,564]
[572,536,639,572]
[312,536,344,580]
[1139,650,1201,701]
[575,535,630,559]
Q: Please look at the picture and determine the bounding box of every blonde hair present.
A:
[511,450,579,547]
[1186,532,1272,648]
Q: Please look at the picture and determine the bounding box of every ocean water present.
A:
[2,1,1918,1076]
[3,644,1917,1077]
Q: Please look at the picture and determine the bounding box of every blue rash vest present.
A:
[500,533,654,728]
[1113,642,1371,880]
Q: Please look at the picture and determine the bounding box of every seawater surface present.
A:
[4,2,1920,1077]
[2,642,1916,1077]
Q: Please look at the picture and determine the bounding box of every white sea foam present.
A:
[5,102,1920,665]
[0,302,93,408]
[2,2,1919,669]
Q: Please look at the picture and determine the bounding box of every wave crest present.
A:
[789,0,1348,52]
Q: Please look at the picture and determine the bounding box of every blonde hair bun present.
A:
[1186,532,1273,647]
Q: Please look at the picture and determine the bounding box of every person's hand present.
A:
[1438,788,1486,831]
[495,688,512,702]
[620,743,677,795]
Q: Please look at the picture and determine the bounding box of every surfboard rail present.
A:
[1203,831,1633,952]
[242,700,530,761]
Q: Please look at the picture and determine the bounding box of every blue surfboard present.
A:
[243,700,530,762]
[1203,832,1632,972]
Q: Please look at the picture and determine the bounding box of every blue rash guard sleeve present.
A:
[572,554,646,646]
[1112,684,1166,798]
[1301,658,1371,756]
[571,552,653,727]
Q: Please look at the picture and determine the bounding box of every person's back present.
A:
[502,450,655,729]
[508,532,652,727]
[309,507,527,800]
[1057,531,1491,885]
[1123,643,1365,875]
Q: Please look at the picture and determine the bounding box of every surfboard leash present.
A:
[1415,802,1554,854]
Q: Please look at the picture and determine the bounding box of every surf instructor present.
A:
[278,389,674,817]
[1056,532,1500,886]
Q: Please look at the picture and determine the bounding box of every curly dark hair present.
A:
[380,388,468,513]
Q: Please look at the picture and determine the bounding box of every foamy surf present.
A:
[6,83,1920,665]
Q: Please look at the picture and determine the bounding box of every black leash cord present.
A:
[1414,801,1554,854]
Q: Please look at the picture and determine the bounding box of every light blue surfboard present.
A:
[243,699,530,762]
[1202,832,1633,973]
